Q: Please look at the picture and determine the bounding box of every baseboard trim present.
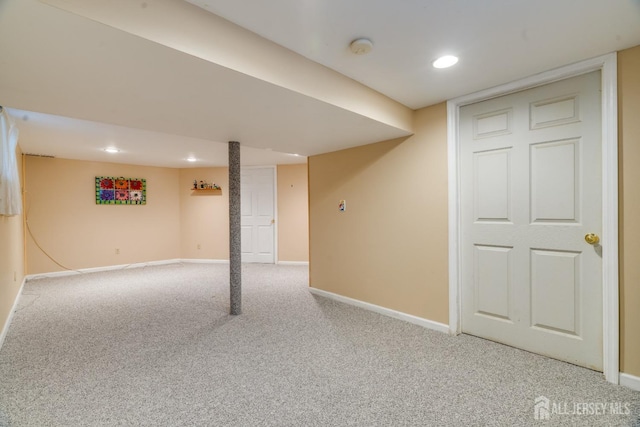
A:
[25,258,310,279]
[619,373,640,392]
[26,259,182,280]
[309,287,449,334]
[0,276,26,352]
[180,259,229,264]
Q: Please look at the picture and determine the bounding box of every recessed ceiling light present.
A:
[186,157,197,162]
[433,55,459,69]
[104,147,120,153]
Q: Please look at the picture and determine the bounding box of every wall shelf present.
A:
[191,188,222,195]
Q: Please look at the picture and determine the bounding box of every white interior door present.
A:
[241,167,275,263]
[460,71,603,370]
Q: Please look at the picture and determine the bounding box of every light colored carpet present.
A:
[0,263,638,426]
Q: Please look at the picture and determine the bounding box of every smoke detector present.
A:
[349,38,373,55]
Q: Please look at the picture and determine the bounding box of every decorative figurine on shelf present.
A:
[193,180,197,190]
[199,180,205,189]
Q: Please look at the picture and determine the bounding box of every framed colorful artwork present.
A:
[96,176,146,205]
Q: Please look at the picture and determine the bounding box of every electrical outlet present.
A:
[115,248,120,255]
[197,243,201,250]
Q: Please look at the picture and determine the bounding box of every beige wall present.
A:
[179,165,309,262]
[277,164,309,262]
[179,167,229,260]
[23,160,308,272]
[618,45,640,377]
[0,147,25,339]
[309,103,449,322]
[24,156,181,274]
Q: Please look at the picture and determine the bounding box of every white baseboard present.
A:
[26,259,182,280]
[309,287,450,334]
[180,259,229,264]
[619,373,640,392]
[26,258,308,280]
[0,276,26,352]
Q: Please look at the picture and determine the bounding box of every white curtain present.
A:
[0,107,22,216]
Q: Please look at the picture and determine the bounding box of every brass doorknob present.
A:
[585,233,600,245]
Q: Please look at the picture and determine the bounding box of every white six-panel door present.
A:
[460,71,603,370]
[241,167,275,263]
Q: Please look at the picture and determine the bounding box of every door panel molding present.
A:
[447,53,618,383]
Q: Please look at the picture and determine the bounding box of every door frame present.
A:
[240,165,278,264]
[447,53,619,383]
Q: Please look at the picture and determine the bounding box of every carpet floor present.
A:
[0,263,638,426]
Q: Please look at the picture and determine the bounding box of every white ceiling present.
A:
[187,0,640,109]
[1,0,640,168]
[8,109,305,168]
